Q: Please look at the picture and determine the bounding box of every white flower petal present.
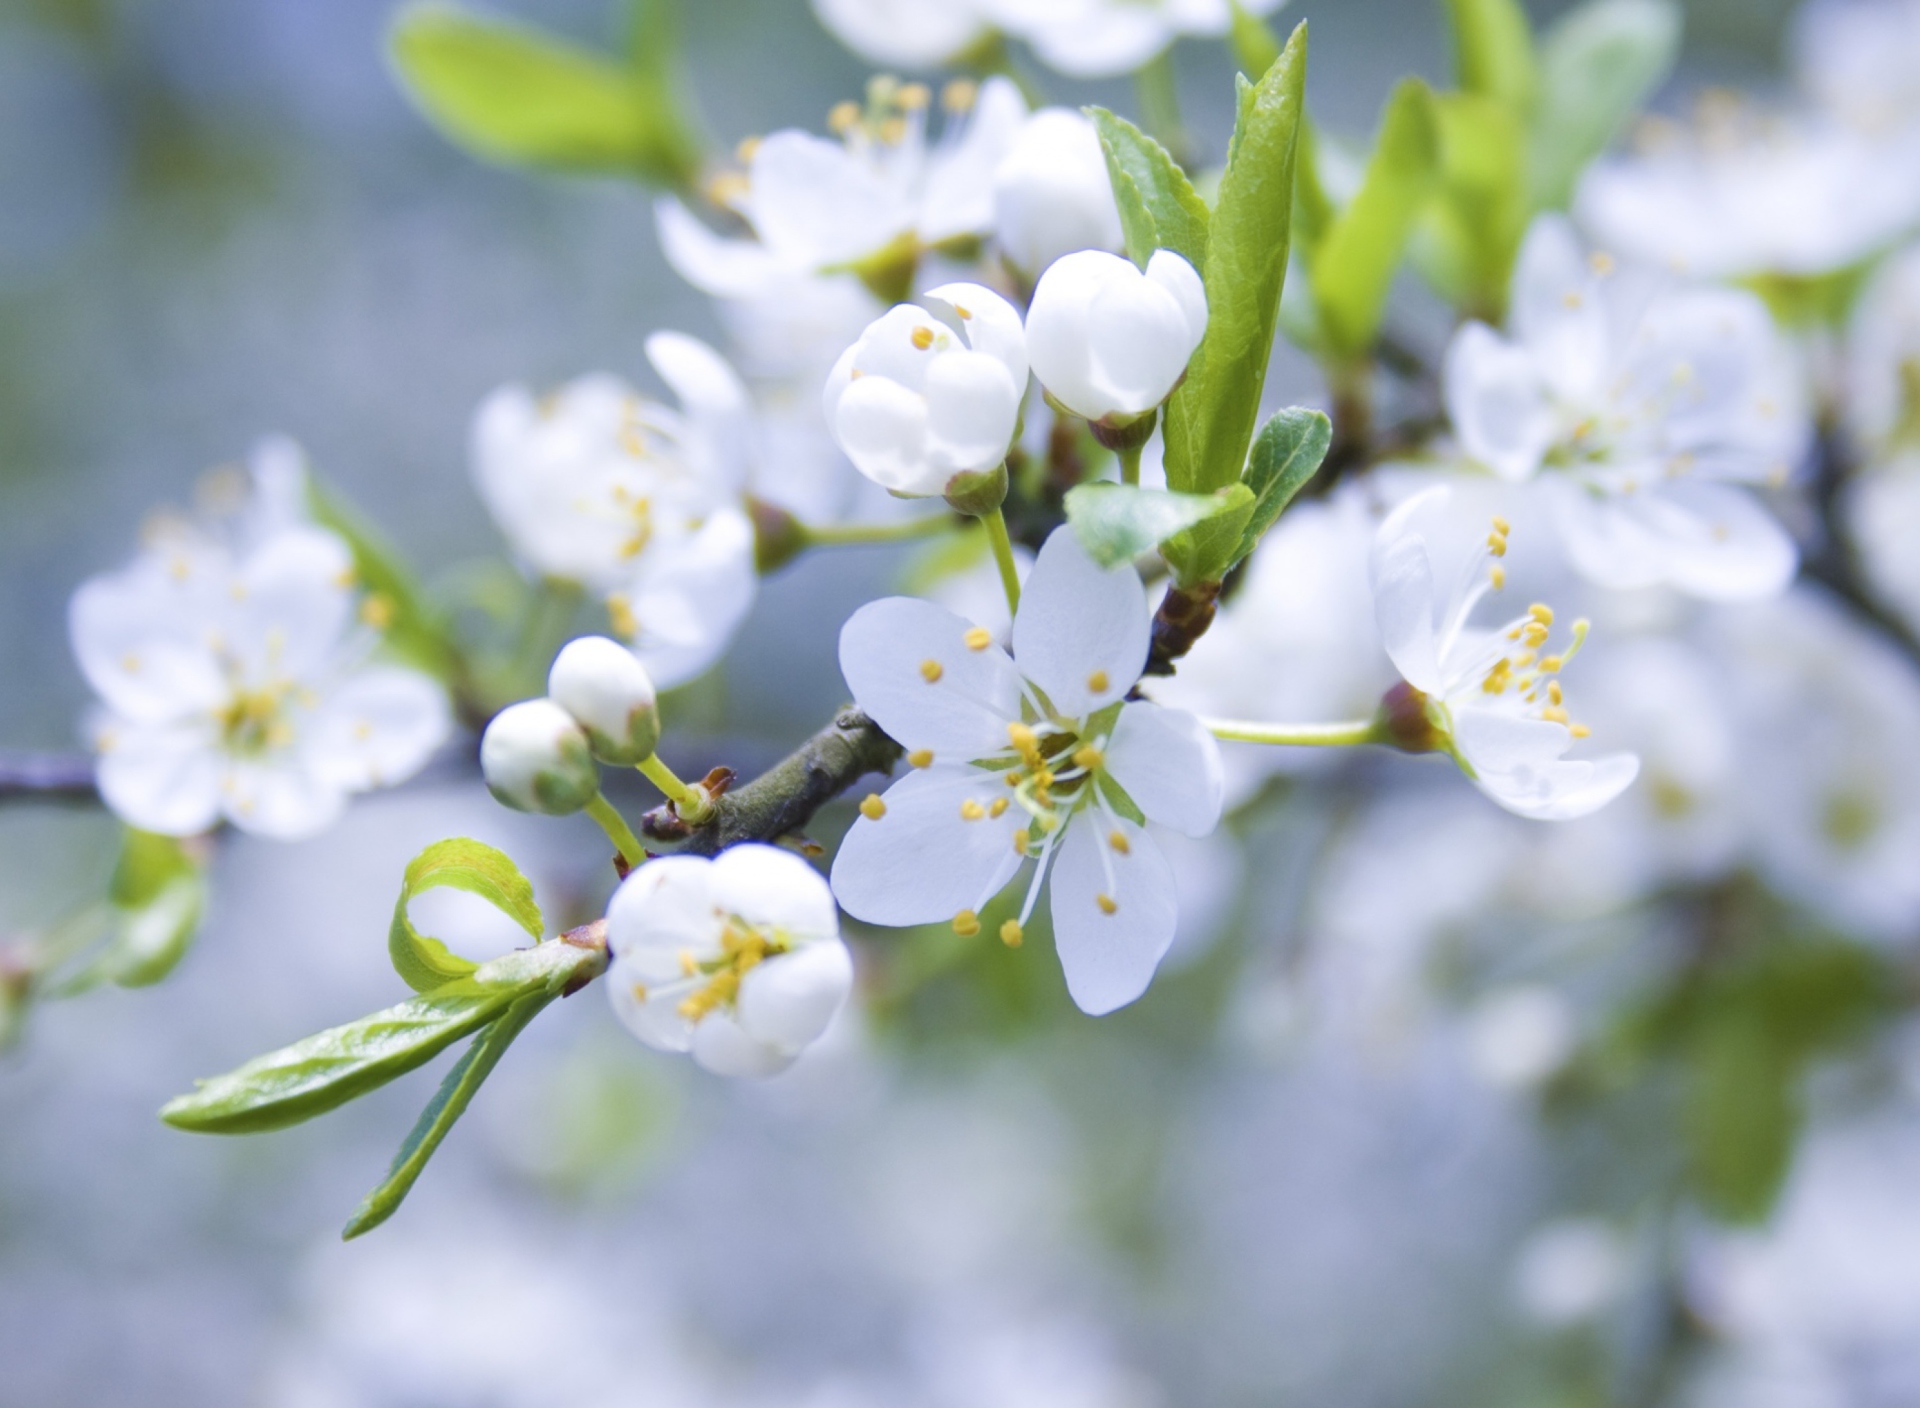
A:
[746,130,909,270]
[916,76,1028,245]
[230,527,355,684]
[1011,526,1149,719]
[923,349,1021,475]
[839,596,1024,755]
[737,940,854,1051]
[1444,323,1555,482]
[606,960,695,1053]
[221,757,349,841]
[654,197,787,300]
[1102,701,1224,837]
[830,764,1025,926]
[607,856,722,966]
[833,372,939,495]
[810,0,988,69]
[1049,815,1176,1015]
[711,843,840,943]
[617,506,759,687]
[1552,479,1797,601]
[95,718,223,836]
[1453,710,1641,821]
[1368,487,1448,694]
[1145,248,1208,349]
[306,666,451,793]
[69,564,226,723]
[691,1010,797,1078]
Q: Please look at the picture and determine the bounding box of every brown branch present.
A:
[637,707,902,856]
[1801,423,1920,671]
[0,750,99,803]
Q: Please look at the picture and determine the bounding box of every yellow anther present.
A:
[1539,654,1564,673]
[954,304,972,319]
[1523,623,1550,648]
[1541,705,1570,725]
[908,749,934,768]
[1487,533,1509,558]
[964,626,992,650]
[359,593,395,630]
[941,78,978,112]
[911,324,935,351]
[952,909,981,938]
[960,798,986,821]
[860,793,887,820]
[897,81,930,110]
[121,653,141,674]
[735,135,763,164]
[1528,603,1554,626]
[999,919,1024,948]
[631,982,649,1004]
[1490,565,1507,590]
[920,658,944,683]
[1032,768,1054,790]
[989,796,1009,818]
[879,115,908,145]
[1004,770,1023,787]
[1096,894,1119,916]
[1012,827,1031,854]
[828,100,860,133]
[1008,721,1039,755]
[1590,251,1616,276]
[1087,670,1110,694]
[1482,659,1513,695]
[1072,745,1103,770]
[1570,724,1592,739]
[1547,681,1564,706]
[679,950,698,977]
[1563,291,1584,309]
[1108,830,1130,855]
[607,594,638,638]
[704,172,750,207]
[1491,516,1511,535]
[331,566,356,589]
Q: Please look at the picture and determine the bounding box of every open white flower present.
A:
[1445,215,1807,600]
[831,526,1224,1016]
[605,845,853,1078]
[991,108,1126,277]
[471,335,758,687]
[1026,249,1206,426]
[823,282,1028,497]
[811,0,992,69]
[72,508,449,841]
[979,0,1289,78]
[655,77,1027,305]
[1369,485,1639,821]
[1795,0,1920,137]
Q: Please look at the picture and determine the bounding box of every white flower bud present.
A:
[1025,248,1207,424]
[822,282,1029,497]
[547,636,661,765]
[992,108,1125,277]
[480,699,599,815]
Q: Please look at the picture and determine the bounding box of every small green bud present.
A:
[943,461,1009,518]
[1088,407,1158,453]
[747,496,808,574]
[547,636,662,766]
[481,699,600,814]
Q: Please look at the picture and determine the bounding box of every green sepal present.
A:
[342,989,553,1239]
[160,938,599,1136]
[1096,771,1147,828]
[1232,408,1333,568]
[1444,0,1539,116]
[306,473,460,686]
[1528,0,1681,210]
[1063,482,1239,569]
[1309,78,1442,360]
[1087,107,1210,275]
[388,0,702,188]
[1160,22,1307,495]
[1161,483,1256,586]
[390,837,543,994]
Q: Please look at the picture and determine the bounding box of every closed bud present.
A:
[481,699,599,815]
[547,636,661,765]
[1026,249,1207,423]
[992,108,1125,277]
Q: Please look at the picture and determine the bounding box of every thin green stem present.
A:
[583,793,647,869]
[1205,718,1380,748]
[981,506,1022,616]
[803,515,954,548]
[1118,445,1143,487]
[1135,49,1187,159]
[638,753,715,825]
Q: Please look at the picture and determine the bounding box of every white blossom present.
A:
[1843,240,1920,457]
[823,282,1029,496]
[479,699,598,816]
[831,526,1224,1016]
[470,334,758,688]
[1370,485,1640,820]
[811,0,992,69]
[979,0,1290,78]
[1444,215,1807,600]
[991,108,1126,277]
[71,467,449,840]
[1794,0,1920,136]
[1025,249,1206,425]
[546,635,660,766]
[605,845,853,1078]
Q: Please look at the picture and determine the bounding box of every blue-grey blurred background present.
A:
[0,2,1812,1404]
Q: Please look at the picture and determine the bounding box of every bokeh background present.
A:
[1,2,1898,1405]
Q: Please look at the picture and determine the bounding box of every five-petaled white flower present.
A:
[831,526,1224,1015]
[979,0,1290,78]
[1026,249,1207,428]
[71,478,450,840]
[1445,216,1808,601]
[606,845,854,1078]
[470,333,758,688]
[823,282,1029,497]
[1370,486,1640,821]
[991,108,1127,277]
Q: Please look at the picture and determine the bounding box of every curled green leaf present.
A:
[1064,482,1242,568]
[390,837,543,994]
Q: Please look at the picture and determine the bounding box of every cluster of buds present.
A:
[480,637,664,816]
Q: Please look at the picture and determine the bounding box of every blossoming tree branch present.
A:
[10,0,1920,1256]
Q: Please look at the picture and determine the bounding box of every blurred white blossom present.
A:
[992,108,1126,278]
[980,0,1290,78]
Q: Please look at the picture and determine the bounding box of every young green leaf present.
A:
[1686,1007,1797,1225]
[1088,108,1210,275]
[306,473,460,686]
[1161,22,1308,497]
[1444,0,1539,116]
[100,829,206,989]
[1233,408,1333,565]
[342,990,553,1239]
[1529,0,1682,210]
[160,939,599,1136]
[390,837,544,994]
[1309,79,1442,359]
[1161,482,1256,585]
[1413,92,1529,321]
[1063,483,1239,568]
[389,2,702,187]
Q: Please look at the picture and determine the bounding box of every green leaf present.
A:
[389,1,701,187]
[160,939,597,1136]
[390,838,543,994]
[1529,0,1681,210]
[1310,79,1442,358]
[1445,0,1539,115]
[1162,22,1308,497]
[1161,483,1257,585]
[306,473,459,685]
[1234,408,1333,565]
[1088,108,1210,274]
[1291,115,1335,264]
[1413,91,1529,320]
[1686,1007,1797,1225]
[103,829,205,988]
[342,990,552,1239]
[1227,0,1284,80]
[1063,483,1236,568]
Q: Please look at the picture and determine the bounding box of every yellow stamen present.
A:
[359,593,395,630]
[1087,670,1110,694]
[952,909,981,938]
[897,81,930,110]
[828,100,860,133]
[942,78,977,112]
[1570,724,1592,739]
[1528,603,1554,626]
[908,749,934,768]
[999,919,1023,948]
[1096,894,1118,916]
[1072,745,1103,770]
[1012,828,1031,854]
[964,626,992,650]
[860,794,887,820]
[920,658,944,683]
[911,325,935,351]
[679,950,698,977]
[1108,830,1130,855]
[1490,565,1506,590]
[989,797,1009,818]
[735,135,762,164]
[607,593,638,638]
[960,799,986,821]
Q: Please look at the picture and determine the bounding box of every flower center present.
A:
[217,682,297,756]
[658,916,794,1026]
[1000,720,1103,847]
